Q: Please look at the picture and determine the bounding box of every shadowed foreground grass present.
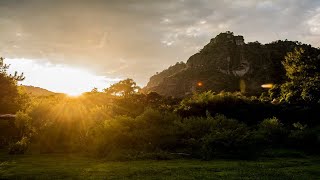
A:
[0,152,319,179]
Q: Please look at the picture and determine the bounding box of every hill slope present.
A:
[22,85,56,96]
[144,31,319,97]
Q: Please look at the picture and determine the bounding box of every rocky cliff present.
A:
[144,31,315,97]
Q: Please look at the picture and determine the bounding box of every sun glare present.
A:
[261,84,274,89]
[66,91,83,97]
[197,82,203,87]
[6,58,121,95]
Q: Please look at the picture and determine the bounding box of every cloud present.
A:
[0,0,320,86]
[307,8,320,35]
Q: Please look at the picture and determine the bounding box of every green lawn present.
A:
[0,152,319,179]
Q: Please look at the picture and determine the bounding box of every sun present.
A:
[7,58,121,95]
[66,91,83,97]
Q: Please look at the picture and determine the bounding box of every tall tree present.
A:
[104,78,140,97]
[0,57,26,114]
[279,48,320,104]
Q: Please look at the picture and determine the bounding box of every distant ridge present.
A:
[22,85,56,96]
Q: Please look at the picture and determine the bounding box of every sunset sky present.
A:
[1,0,320,94]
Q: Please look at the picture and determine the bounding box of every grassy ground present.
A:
[0,152,319,179]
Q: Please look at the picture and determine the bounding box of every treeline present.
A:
[3,91,319,160]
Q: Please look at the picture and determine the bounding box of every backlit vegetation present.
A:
[1,45,320,161]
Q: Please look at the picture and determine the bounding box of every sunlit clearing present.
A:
[7,58,122,95]
[197,82,203,87]
[261,84,274,89]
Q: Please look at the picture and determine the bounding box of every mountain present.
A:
[144,31,319,97]
[22,85,56,96]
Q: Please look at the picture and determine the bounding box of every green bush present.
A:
[8,137,30,154]
[15,111,33,138]
[198,115,254,159]
[255,117,288,146]
[88,108,184,158]
[176,91,272,125]
[288,123,320,152]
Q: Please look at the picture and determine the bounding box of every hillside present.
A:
[144,31,319,97]
[22,85,56,96]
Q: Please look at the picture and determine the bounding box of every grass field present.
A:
[0,152,319,179]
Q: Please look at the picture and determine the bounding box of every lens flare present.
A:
[261,84,273,89]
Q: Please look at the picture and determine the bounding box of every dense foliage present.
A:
[1,88,319,159]
[104,78,140,96]
[1,41,320,160]
[269,47,320,104]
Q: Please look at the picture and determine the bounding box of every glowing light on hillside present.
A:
[261,84,273,89]
[197,82,203,87]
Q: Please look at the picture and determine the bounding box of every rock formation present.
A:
[144,31,317,97]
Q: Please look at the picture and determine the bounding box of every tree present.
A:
[0,57,26,114]
[283,48,320,81]
[0,57,25,81]
[90,87,98,93]
[104,78,140,97]
[279,47,320,104]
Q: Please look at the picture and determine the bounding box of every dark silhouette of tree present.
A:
[91,87,99,93]
[0,57,25,81]
[0,57,26,114]
[104,78,140,97]
[146,92,162,103]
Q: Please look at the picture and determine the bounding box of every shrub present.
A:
[255,117,288,146]
[88,108,184,157]
[199,115,254,159]
[181,114,256,159]
[8,136,30,154]
[176,91,272,125]
[15,111,33,138]
[288,123,320,152]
